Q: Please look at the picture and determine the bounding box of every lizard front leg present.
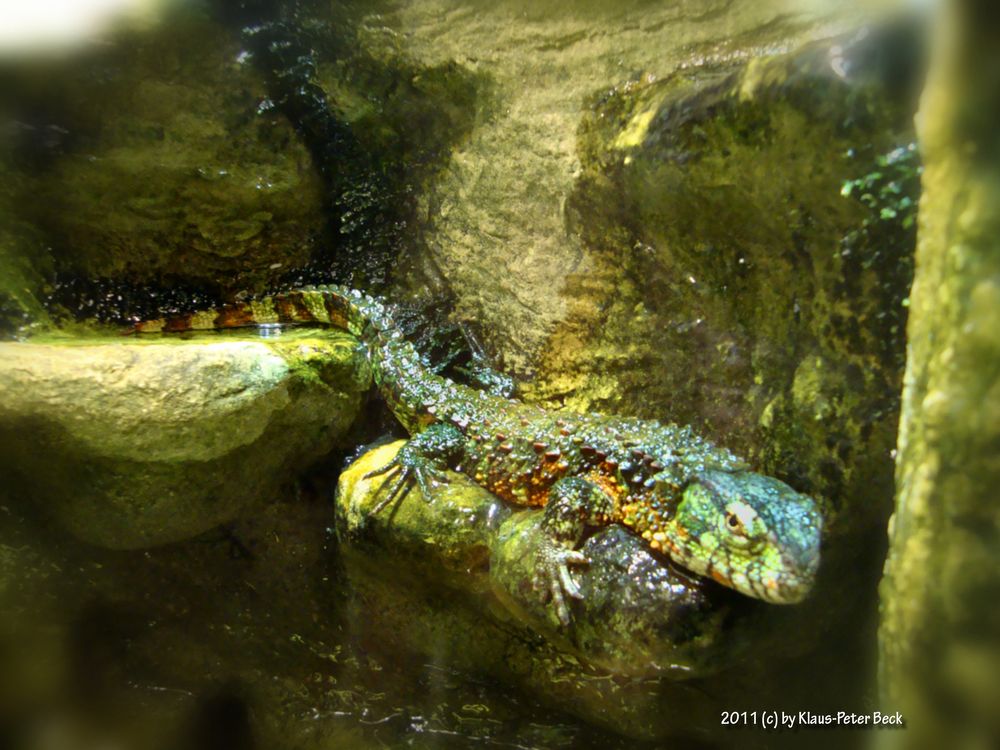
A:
[534,476,616,627]
[364,422,465,514]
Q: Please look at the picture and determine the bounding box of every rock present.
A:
[0,151,51,339]
[9,11,326,294]
[388,0,871,374]
[335,441,819,741]
[880,3,1000,746]
[2,3,488,313]
[0,330,369,548]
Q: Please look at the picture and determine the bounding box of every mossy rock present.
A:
[524,27,922,663]
[10,12,325,294]
[0,151,52,338]
[0,330,369,548]
[335,441,836,741]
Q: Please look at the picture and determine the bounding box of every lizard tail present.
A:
[132,284,369,335]
[132,285,449,434]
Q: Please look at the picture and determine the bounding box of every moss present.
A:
[17,12,326,293]
[281,334,371,391]
[509,23,925,725]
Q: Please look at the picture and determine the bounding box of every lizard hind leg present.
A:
[363,423,465,515]
[534,476,616,627]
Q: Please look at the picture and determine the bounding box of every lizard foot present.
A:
[363,453,449,515]
[531,540,589,627]
[362,424,462,515]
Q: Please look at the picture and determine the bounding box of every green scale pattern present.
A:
[140,285,823,625]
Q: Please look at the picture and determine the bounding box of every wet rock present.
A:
[336,441,818,741]
[387,0,871,374]
[9,12,326,295]
[525,22,921,700]
[0,330,369,548]
[0,151,51,338]
[2,2,487,316]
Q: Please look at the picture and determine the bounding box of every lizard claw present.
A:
[364,454,450,515]
[363,460,400,481]
[532,541,589,627]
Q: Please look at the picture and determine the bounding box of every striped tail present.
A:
[133,285,456,434]
[133,284,370,336]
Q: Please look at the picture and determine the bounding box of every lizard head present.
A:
[661,469,822,603]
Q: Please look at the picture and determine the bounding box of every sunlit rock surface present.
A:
[336,441,831,741]
[0,330,369,548]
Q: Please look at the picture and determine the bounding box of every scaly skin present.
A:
[136,285,822,624]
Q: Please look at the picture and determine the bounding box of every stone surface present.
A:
[0,330,369,548]
[8,11,326,294]
[879,1,1000,747]
[335,441,832,741]
[387,0,883,373]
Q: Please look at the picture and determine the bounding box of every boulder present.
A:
[336,441,818,741]
[388,0,875,375]
[0,330,369,548]
[7,12,326,295]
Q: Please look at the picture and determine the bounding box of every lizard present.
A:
[135,284,823,625]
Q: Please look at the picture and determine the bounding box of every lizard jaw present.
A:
[661,522,818,603]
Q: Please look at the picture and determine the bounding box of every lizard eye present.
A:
[720,502,760,549]
[725,510,746,535]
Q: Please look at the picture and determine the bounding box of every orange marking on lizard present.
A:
[586,469,628,505]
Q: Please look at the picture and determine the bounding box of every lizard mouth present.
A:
[748,551,818,604]
[679,534,819,604]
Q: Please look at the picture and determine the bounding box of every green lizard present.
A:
[137,285,823,624]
